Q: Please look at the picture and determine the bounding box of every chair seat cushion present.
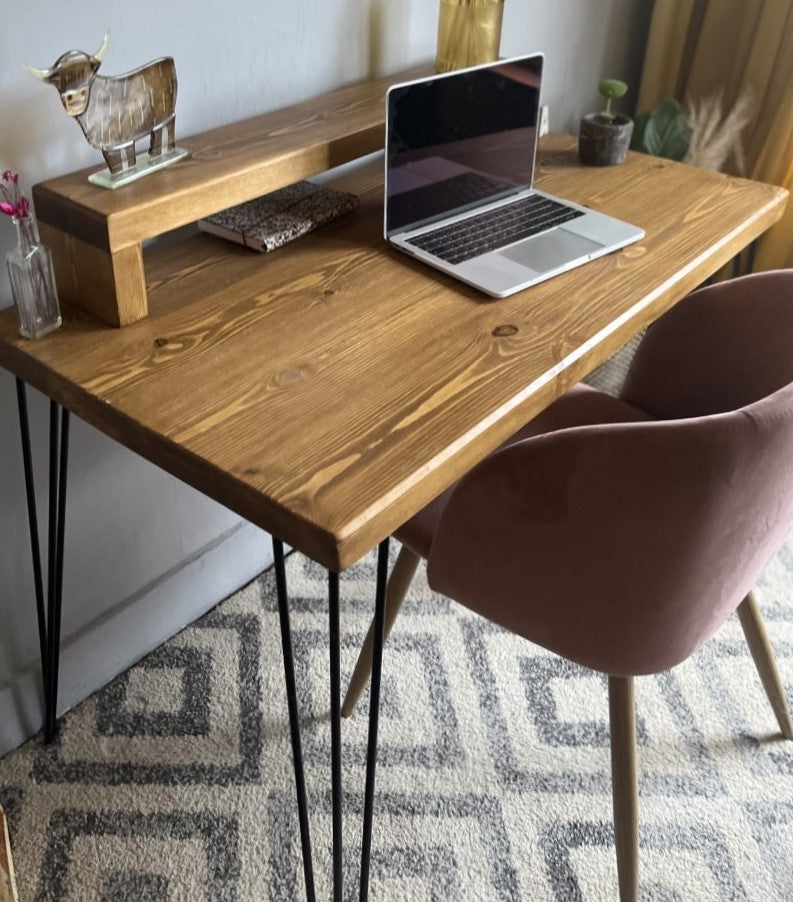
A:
[395,383,653,559]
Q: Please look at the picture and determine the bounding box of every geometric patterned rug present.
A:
[0,538,791,901]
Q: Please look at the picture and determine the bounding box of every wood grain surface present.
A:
[1,134,787,570]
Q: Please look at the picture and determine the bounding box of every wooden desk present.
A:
[0,133,787,902]
[1,135,786,571]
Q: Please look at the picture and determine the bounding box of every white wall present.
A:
[0,0,651,755]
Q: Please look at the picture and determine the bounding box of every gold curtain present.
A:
[637,0,793,269]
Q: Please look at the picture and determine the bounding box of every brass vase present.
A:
[436,0,505,72]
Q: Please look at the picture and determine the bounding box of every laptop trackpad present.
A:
[498,228,603,273]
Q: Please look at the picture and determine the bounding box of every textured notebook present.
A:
[198,180,360,253]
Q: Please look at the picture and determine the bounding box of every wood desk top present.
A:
[0,135,787,570]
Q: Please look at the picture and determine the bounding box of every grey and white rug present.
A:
[0,538,791,901]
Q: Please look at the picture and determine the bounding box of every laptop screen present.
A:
[385,55,543,236]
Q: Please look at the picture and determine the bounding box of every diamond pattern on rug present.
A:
[37,810,238,901]
[31,613,263,787]
[0,539,791,900]
[96,646,211,737]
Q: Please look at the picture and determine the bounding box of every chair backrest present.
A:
[622,269,793,416]
[426,271,793,676]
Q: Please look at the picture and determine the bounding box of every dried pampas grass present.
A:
[684,87,754,173]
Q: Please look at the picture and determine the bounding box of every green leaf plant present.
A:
[631,98,692,161]
[597,78,628,124]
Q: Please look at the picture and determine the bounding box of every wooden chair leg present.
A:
[1,804,19,902]
[341,545,421,717]
[737,590,793,739]
[609,675,639,902]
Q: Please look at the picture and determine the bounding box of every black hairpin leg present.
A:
[273,538,316,902]
[732,239,758,279]
[359,537,390,901]
[15,380,47,681]
[15,380,70,744]
[745,239,757,275]
[47,403,70,741]
[328,569,344,902]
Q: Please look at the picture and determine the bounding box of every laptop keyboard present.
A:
[406,194,585,265]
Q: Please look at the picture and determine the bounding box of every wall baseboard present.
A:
[0,520,272,758]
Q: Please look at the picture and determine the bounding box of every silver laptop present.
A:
[384,53,644,298]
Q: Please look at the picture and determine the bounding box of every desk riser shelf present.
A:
[31,65,428,327]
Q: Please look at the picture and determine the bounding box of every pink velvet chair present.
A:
[342,270,793,901]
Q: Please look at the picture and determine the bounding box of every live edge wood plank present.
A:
[1,135,787,571]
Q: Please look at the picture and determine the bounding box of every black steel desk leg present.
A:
[328,569,343,902]
[359,537,390,902]
[46,404,70,742]
[731,239,758,279]
[15,380,47,689]
[15,382,70,744]
[273,538,317,902]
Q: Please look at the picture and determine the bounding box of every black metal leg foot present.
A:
[359,537,390,901]
[15,382,70,744]
[273,538,316,902]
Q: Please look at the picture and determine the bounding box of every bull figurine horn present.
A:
[23,63,51,81]
[94,31,110,63]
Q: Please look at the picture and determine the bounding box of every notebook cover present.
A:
[198,181,360,253]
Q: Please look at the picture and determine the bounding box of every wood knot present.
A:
[154,338,169,347]
[279,364,311,385]
[622,244,646,259]
[492,324,518,337]
[324,289,335,296]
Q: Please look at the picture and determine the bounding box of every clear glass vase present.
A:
[6,214,62,340]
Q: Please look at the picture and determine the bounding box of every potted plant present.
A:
[579,78,633,166]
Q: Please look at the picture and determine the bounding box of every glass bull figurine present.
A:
[26,33,189,189]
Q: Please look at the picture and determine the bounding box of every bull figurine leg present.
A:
[102,142,136,175]
[149,115,176,160]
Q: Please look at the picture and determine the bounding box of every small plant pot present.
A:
[578,113,634,166]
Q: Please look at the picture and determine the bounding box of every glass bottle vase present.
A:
[6,214,62,340]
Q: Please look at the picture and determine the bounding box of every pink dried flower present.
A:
[0,170,30,220]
